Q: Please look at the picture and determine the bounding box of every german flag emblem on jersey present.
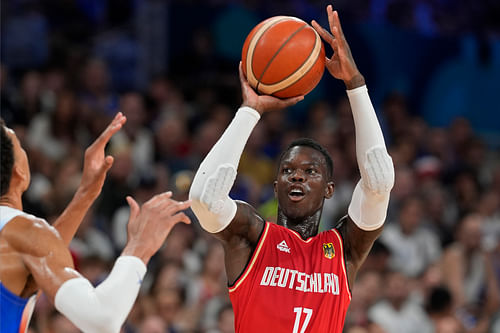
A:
[323,243,335,259]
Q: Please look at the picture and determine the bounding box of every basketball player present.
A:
[189,5,394,332]
[0,114,191,333]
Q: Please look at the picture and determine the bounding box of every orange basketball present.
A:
[241,16,326,98]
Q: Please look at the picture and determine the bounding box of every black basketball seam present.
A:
[272,37,323,96]
[249,17,290,86]
[255,23,307,94]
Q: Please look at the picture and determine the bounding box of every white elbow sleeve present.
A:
[362,146,395,194]
[54,256,146,333]
[348,147,394,231]
[190,163,238,233]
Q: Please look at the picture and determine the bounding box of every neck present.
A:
[277,208,322,240]
[0,192,23,210]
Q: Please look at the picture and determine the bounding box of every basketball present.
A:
[241,16,326,98]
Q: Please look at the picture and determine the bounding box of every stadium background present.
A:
[1,0,499,332]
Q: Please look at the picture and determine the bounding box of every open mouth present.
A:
[288,188,305,202]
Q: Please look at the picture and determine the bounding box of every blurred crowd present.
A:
[1,1,500,333]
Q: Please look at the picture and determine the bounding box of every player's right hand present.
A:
[239,62,303,114]
[122,192,191,264]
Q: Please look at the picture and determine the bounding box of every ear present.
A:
[325,181,335,199]
[12,164,27,183]
[273,181,278,198]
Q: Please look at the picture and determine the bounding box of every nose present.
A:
[289,170,305,182]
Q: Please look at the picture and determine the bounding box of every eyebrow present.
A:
[281,161,321,168]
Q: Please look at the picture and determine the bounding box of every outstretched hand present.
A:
[239,62,303,114]
[79,112,127,198]
[123,192,191,264]
[311,5,365,89]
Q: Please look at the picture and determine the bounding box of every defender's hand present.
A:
[79,112,126,198]
[312,5,365,89]
[123,192,191,263]
[239,62,303,115]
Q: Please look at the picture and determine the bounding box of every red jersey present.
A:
[229,222,351,333]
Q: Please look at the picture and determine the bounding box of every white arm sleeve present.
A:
[189,106,261,233]
[347,85,395,231]
[54,256,146,333]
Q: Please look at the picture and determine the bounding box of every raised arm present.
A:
[189,64,302,238]
[189,65,302,282]
[4,192,190,333]
[53,112,126,245]
[312,6,394,282]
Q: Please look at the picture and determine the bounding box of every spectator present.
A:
[137,315,168,333]
[381,196,442,277]
[27,90,81,161]
[440,213,500,330]
[110,92,154,179]
[426,286,464,333]
[368,271,432,333]
[208,303,235,333]
[79,58,119,118]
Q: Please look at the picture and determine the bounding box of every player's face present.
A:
[5,127,31,191]
[274,146,334,220]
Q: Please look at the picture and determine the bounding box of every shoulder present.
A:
[2,215,61,256]
[317,227,343,243]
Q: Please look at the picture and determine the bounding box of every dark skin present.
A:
[275,146,334,238]
[0,114,191,304]
[0,113,128,298]
[212,5,383,288]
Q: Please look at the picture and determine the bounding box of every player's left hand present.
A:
[79,112,127,198]
[312,5,365,89]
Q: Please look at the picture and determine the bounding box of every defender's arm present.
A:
[5,192,190,333]
[4,216,145,333]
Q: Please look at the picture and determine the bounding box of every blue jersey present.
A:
[0,206,38,333]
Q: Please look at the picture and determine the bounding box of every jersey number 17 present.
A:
[292,307,313,333]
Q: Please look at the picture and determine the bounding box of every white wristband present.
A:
[238,106,261,122]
